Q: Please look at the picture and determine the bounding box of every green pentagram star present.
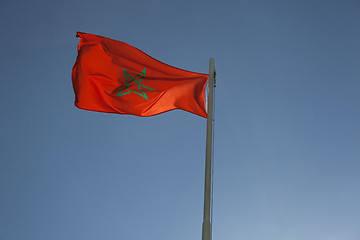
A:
[117,68,156,100]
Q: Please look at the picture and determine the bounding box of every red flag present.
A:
[72,32,208,118]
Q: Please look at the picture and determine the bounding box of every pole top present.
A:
[209,58,216,87]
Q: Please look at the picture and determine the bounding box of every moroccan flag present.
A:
[72,32,209,118]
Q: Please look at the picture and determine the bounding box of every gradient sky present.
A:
[1,0,360,240]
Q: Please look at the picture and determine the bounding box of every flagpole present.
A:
[202,58,215,240]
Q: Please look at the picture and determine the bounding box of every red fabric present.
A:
[72,32,208,118]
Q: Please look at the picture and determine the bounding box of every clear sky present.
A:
[1,0,359,239]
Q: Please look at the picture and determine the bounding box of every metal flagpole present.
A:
[202,58,215,240]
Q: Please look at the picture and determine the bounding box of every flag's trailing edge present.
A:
[72,32,209,118]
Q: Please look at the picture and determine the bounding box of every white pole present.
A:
[202,58,215,240]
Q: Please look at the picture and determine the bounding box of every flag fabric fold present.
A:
[72,32,209,118]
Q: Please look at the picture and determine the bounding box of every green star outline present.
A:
[117,68,156,100]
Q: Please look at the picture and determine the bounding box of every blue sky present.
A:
[1,0,359,239]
